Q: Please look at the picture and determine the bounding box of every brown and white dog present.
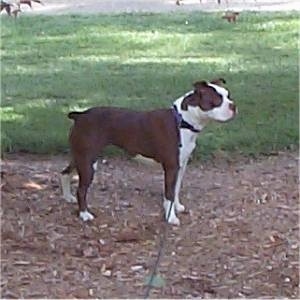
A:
[60,79,237,225]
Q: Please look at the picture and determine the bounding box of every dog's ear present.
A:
[210,78,226,86]
[193,81,208,94]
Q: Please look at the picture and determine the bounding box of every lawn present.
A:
[1,12,298,159]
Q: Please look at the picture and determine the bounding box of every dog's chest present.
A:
[179,129,197,166]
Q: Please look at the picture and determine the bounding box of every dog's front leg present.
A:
[163,164,180,225]
[174,160,188,213]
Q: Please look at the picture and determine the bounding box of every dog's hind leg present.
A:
[75,156,96,221]
[60,161,77,203]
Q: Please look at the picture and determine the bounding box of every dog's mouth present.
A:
[216,110,238,123]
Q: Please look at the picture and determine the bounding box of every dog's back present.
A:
[68,107,178,161]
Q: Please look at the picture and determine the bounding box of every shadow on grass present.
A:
[2,60,298,156]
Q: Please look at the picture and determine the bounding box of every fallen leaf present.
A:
[23,181,43,190]
[115,229,140,242]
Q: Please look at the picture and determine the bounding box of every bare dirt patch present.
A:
[1,152,299,298]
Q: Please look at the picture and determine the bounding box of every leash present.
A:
[145,107,193,298]
[144,201,174,299]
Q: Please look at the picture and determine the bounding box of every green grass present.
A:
[1,12,298,159]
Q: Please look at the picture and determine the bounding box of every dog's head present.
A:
[181,78,237,123]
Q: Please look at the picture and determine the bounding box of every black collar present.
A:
[172,105,201,133]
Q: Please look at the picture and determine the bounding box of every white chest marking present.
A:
[179,129,197,166]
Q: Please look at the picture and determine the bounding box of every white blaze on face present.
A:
[206,83,235,122]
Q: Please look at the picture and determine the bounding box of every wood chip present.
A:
[13,261,31,265]
[115,229,140,242]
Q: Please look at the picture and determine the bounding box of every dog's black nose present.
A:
[229,103,237,113]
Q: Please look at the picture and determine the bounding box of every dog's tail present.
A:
[68,111,85,120]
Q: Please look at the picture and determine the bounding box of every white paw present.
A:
[163,199,180,226]
[79,210,95,222]
[175,202,185,213]
[93,161,98,171]
[64,194,77,203]
[167,214,180,226]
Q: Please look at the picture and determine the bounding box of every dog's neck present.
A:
[173,91,210,132]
